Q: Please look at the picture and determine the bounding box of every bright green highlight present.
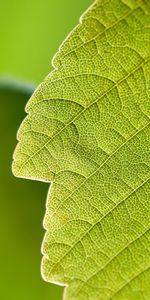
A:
[0,0,91,83]
[13,0,150,299]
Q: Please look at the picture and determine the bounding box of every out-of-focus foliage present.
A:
[0,0,91,83]
[0,82,63,299]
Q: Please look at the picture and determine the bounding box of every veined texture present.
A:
[13,0,150,299]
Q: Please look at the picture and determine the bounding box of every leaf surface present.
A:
[13,1,150,299]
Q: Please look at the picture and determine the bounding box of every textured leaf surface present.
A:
[13,0,150,299]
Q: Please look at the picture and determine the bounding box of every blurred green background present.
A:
[0,1,91,299]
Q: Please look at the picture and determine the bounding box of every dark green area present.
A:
[0,84,63,299]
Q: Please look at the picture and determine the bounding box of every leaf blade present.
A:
[13,0,150,299]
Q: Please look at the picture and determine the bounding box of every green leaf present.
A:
[13,0,150,299]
